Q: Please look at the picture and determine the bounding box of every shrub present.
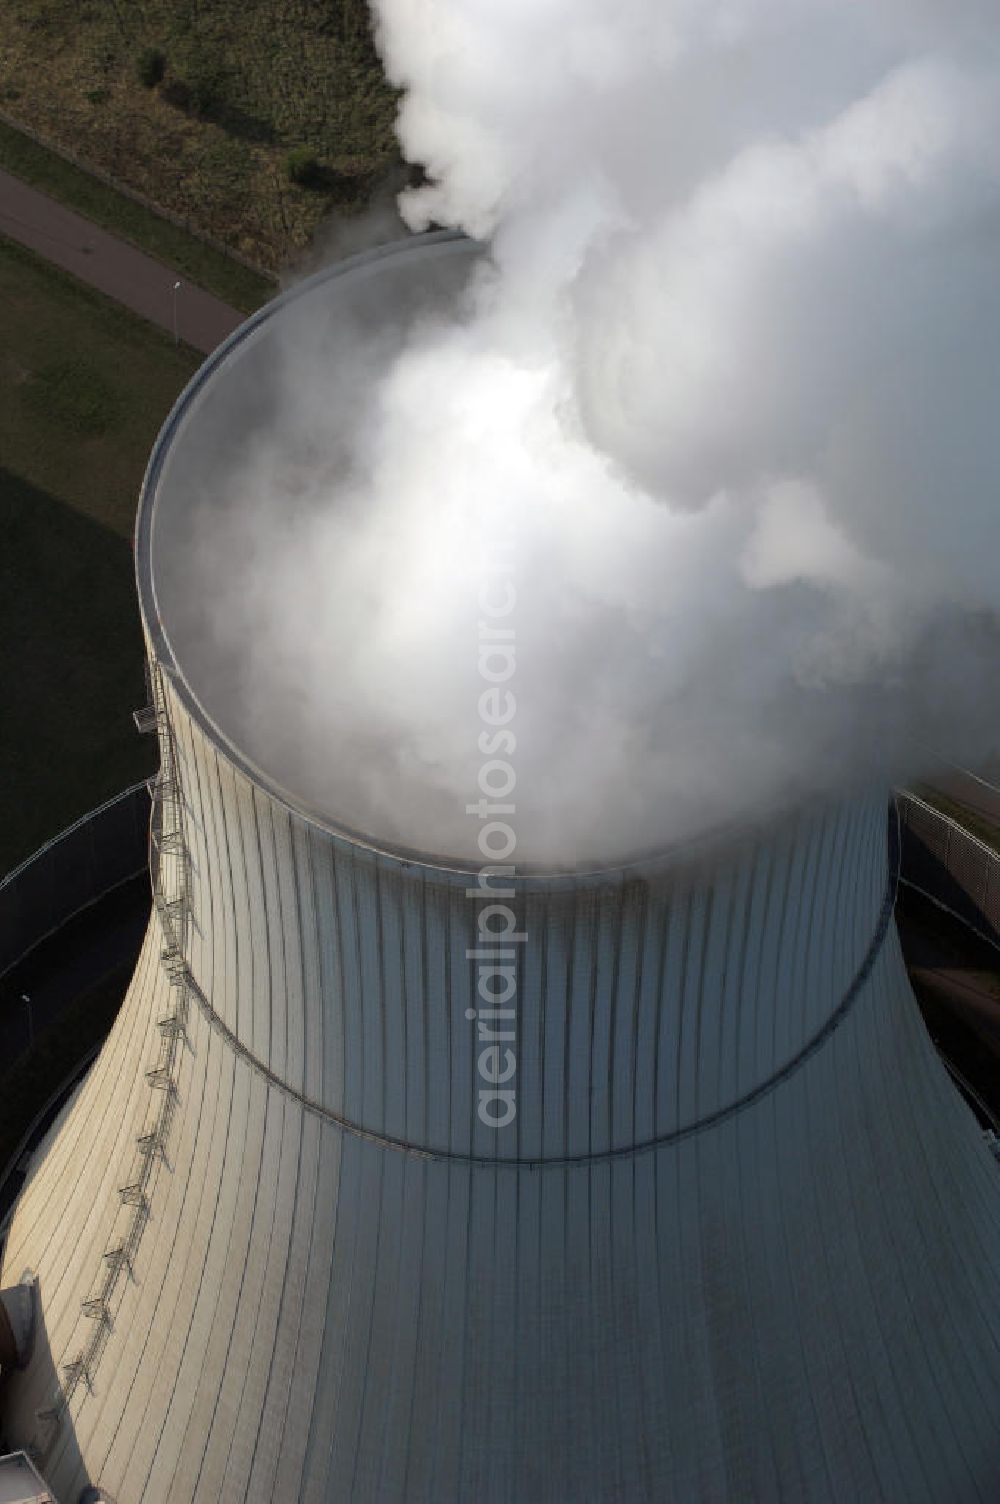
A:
[286,147,321,187]
[186,57,227,118]
[136,47,165,89]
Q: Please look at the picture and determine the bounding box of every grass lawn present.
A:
[0,119,274,313]
[0,0,399,273]
[0,233,200,876]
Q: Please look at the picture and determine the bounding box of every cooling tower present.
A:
[3,234,1000,1503]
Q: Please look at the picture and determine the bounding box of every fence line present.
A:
[0,784,151,980]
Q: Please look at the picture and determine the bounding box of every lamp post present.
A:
[21,993,33,1048]
[172,280,182,346]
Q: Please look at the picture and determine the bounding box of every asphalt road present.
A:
[0,167,241,353]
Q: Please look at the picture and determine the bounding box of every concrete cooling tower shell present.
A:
[2,235,1000,1503]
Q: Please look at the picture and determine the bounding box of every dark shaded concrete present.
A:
[897,888,1000,1122]
[0,874,149,1058]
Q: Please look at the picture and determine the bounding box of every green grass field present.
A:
[0,0,399,272]
[0,234,200,875]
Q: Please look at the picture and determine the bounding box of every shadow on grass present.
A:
[0,468,155,876]
[161,74,278,146]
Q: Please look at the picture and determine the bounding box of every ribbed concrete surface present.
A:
[2,686,1000,1499]
[162,672,892,1157]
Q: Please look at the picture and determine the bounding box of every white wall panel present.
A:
[2,670,1000,1501]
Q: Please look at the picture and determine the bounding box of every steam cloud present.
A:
[194,1,1000,866]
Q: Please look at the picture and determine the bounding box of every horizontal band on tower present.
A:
[179,811,899,1169]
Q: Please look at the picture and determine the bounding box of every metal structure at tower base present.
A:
[1,236,998,1503]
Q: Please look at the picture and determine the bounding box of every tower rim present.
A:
[136,229,769,881]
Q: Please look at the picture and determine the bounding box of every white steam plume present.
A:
[195,1,1000,865]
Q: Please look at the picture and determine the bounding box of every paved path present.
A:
[0,167,242,354]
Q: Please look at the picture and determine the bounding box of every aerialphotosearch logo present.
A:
[466,541,521,1129]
